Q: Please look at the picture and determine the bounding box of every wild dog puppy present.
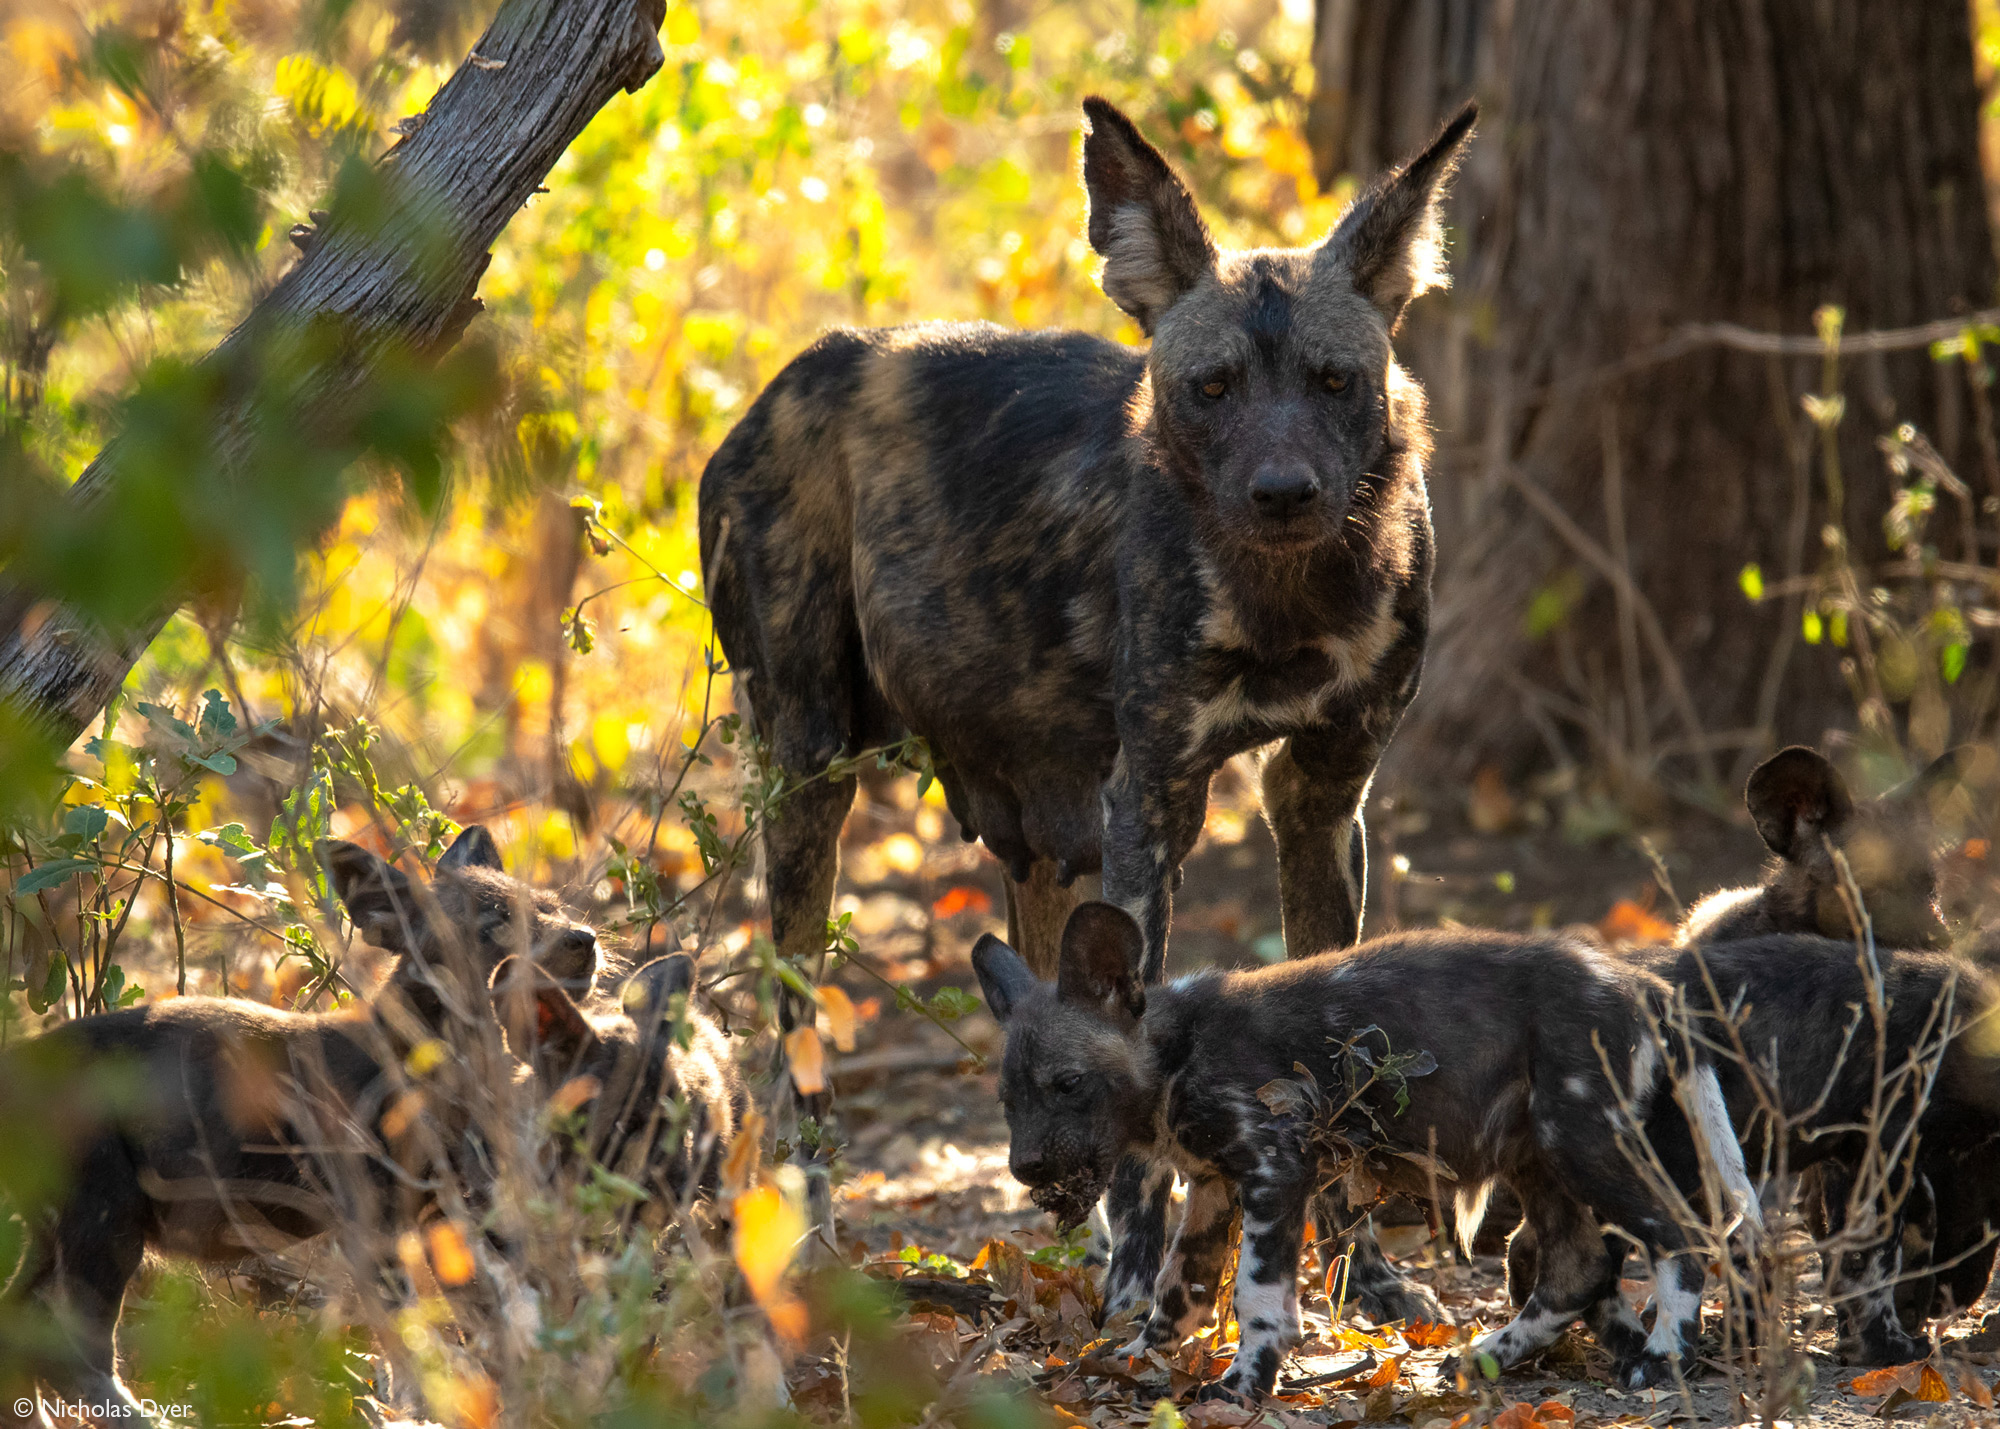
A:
[1678,745,1966,951]
[0,828,598,1423]
[1640,936,2000,1364]
[490,954,746,1217]
[973,903,1755,1400]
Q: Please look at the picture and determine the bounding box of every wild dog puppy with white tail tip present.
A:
[973,903,1758,1401]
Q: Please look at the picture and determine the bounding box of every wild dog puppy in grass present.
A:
[700,94,1474,1278]
[972,903,1757,1401]
[490,953,746,1222]
[0,828,600,1424]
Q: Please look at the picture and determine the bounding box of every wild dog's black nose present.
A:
[1250,463,1321,518]
[1011,1148,1053,1184]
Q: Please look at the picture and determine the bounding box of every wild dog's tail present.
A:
[1454,1179,1493,1257]
[1689,1062,1763,1233]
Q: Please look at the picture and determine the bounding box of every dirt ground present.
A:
[808,780,2000,1428]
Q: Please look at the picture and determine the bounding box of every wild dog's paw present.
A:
[1195,1377,1260,1408]
[1841,1324,1930,1367]
[1110,1331,1162,1364]
[1615,1352,1679,1392]
[1100,1280,1152,1324]
[1355,1278,1446,1327]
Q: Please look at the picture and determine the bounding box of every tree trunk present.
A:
[0,0,667,751]
[1312,1,1998,791]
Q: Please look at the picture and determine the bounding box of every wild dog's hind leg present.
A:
[1005,860,1082,981]
[1117,1172,1236,1358]
[1454,1190,1628,1383]
[1816,1159,1930,1363]
[1314,1181,1445,1325]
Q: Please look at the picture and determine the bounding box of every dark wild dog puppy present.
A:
[1637,936,2000,1364]
[491,953,746,1218]
[973,903,1756,1401]
[1677,745,1965,951]
[0,828,599,1423]
[702,92,1474,1291]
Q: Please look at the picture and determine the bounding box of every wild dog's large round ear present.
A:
[1080,96,1218,336]
[322,840,419,952]
[1746,746,1855,860]
[621,953,697,1029]
[1056,901,1146,1023]
[1883,746,1976,812]
[971,934,1039,1024]
[491,954,599,1075]
[438,824,505,874]
[1319,99,1477,331]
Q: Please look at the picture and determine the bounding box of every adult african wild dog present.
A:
[973,903,1757,1401]
[701,97,1474,982]
[701,92,1475,1265]
[0,828,601,1423]
[492,952,747,1217]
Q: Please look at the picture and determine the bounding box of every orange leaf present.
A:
[1535,1403,1576,1426]
[427,1221,476,1287]
[1918,1364,1952,1402]
[786,1026,827,1094]
[1598,898,1675,945]
[1964,838,1990,862]
[445,1373,498,1429]
[817,985,859,1052]
[1324,1251,1350,1305]
[1849,1362,1927,1397]
[1961,1367,1995,1408]
[932,885,993,919]
[766,1294,809,1345]
[1365,1355,1403,1389]
[720,1104,764,1198]
[1405,1321,1458,1348]
[547,1074,600,1117]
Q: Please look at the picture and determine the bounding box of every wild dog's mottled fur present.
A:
[704,99,1472,976]
[0,828,599,1420]
[702,92,1474,1280]
[1678,746,1964,952]
[974,904,1746,1400]
[1645,937,2000,1363]
[492,954,746,1215]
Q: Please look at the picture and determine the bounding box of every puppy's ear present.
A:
[1321,100,1476,329]
[1081,97,1217,334]
[438,824,504,873]
[1884,746,1973,810]
[621,953,697,1029]
[1746,747,1855,860]
[972,934,1041,1024]
[323,840,419,952]
[1056,902,1145,1023]
[491,955,599,1076]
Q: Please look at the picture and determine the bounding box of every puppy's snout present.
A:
[543,927,600,988]
[1011,1146,1055,1185]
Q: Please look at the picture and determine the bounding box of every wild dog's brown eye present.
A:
[1055,1071,1085,1095]
[1201,378,1227,399]
[1324,371,1350,394]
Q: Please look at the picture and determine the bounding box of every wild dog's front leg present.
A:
[1102,1157,1176,1322]
[1260,727,1383,957]
[1116,1172,1236,1358]
[1208,1158,1315,1402]
[1100,754,1209,984]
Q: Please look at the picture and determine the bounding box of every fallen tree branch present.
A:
[0,0,667,749]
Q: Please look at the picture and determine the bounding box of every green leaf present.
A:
[16,857,97,894]
[1944,642,1969,685]
[198,688,238,739]
[1738,563,1764,602]
[63,805,109,842]
[186,750,239,775]
[33,957,67,1013]
[1802,609,1824,644]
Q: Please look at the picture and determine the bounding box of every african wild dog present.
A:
[700,92,1474,1279]
[973,902,1757,1401]
[491,952,746,1218]
[0,828,600,1423]
[1678,745,1967,951]
[1631,936,2000,1363]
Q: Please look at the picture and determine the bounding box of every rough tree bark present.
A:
[0,0,667,749]
[1311,1,1998,789]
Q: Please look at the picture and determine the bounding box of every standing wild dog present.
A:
[701,94,1474,1278]
[0,828,600,1423]
[973,903,1757,1401]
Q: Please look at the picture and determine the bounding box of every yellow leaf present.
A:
[1918,1364,1952,1402]
[733,1182,804,1306]
[428,1221,477,1287]
[817,985,858,1052]
[445,1372,498,1429]
[406,1038,449,1077]
[787,1025,827,1094]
